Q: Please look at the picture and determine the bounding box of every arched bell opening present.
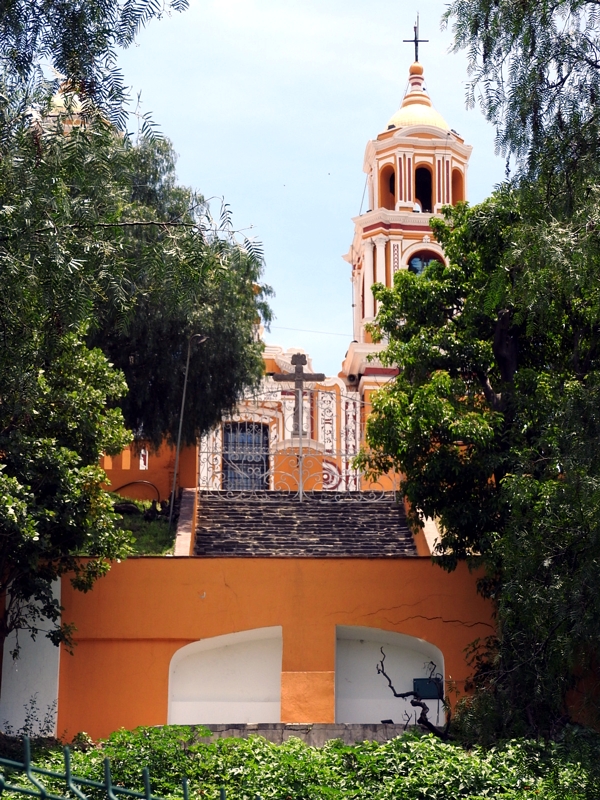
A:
[407,249,444,276]
[379,164,396,210]
[451,168,464,204]
[414,166,433,213]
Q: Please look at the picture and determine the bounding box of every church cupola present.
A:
[387,62,450,133]
[342,31,473,390]
[364,59,469,218]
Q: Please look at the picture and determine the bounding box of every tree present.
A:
[0,333,132,658]
[0,0,271,677]
[0,92,135,656]
[0,77,271,657]
[444,0,600,212]
[429,0,600,739]
[0,0,189,125]
[88,137,271,447]
[357,194,517,567]
[358,189,600,738]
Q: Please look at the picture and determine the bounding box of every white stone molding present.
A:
[374,236,387,287]
[274,348,315,374]
[351,208,440,230]
[363,239,375,320]
[352,270,362,341]
[365,167,374,211]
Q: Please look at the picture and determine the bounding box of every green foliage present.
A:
[358,187,600,737]
[112,497,174,555]
[0,0,189,126]
[126,517,174,555]
[0,330,133,654]
[444,0,600,212]
[87,135,272,447]
[357,193,518,567]
[16,726,600,800]
[418,0,600,738]
[0,74,270,647]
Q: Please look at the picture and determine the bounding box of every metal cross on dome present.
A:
[403,13,428,62]
[273,353,325,436]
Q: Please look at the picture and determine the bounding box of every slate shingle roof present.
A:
[193,491,417,557]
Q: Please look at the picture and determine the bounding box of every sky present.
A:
[117,0,506,377]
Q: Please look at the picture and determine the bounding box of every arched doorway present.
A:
[168,627,282,724]
[335,626,445,725]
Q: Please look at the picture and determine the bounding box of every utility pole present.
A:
[169,333,208,528]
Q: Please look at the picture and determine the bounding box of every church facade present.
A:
[0,60,492,741]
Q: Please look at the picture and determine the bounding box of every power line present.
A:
[269,325,351,338]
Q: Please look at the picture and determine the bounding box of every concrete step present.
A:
[193,491,416,557]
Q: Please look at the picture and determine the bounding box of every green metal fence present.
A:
[0,737,190,800]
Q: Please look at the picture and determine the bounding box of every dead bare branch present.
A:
[377,647,451,740]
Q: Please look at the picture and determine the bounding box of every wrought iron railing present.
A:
[0,737,190,800]
[0,737,255,800]
[198,385,397,502]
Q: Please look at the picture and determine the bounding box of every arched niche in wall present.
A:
[414,165,433,213]
[168,626,282,724]
[379,163,395,210]
[451,168,464,204]
[335,626,445,725]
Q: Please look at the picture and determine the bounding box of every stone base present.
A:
[193,723,410,747]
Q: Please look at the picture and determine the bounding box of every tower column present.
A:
[363,239,375,320]
[374,235,387,287]
[352,270,362,341]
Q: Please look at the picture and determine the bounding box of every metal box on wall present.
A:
[413,677,444,700]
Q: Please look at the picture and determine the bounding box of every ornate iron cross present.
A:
[403,13,428,62]
[273,353,325,436]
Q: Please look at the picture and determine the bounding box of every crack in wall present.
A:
[378,613,494,629]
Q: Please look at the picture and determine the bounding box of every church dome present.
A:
[387,62,450,132]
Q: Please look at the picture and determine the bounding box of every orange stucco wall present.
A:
[58,558,492,740]
[103,443,198,502]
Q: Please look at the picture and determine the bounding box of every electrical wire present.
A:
[269,325,351,338]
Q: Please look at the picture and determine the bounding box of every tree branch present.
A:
[475,369,502,411]
[377,648,451,740]
[0,219,204,244]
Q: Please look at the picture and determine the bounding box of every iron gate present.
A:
[199,384,396,502]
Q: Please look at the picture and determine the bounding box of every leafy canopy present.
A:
[444,0,600,210]
[12,726,600,800]
[0,0,189,125]
[0,75,270,649]
[88,136,271,448]
[353,0,600,740]
[358,187,600,737]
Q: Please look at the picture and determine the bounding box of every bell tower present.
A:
[342,55,472,393]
